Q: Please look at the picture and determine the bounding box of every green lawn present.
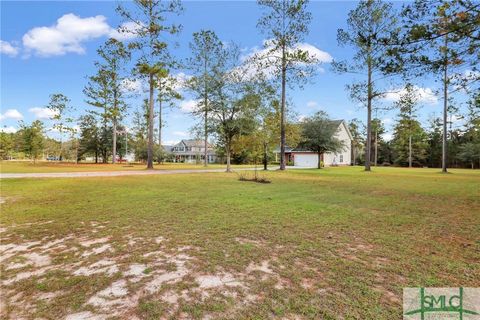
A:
[1,167,479,319]
[0,161,254,173]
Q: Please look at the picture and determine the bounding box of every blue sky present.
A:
[0,1,470,143]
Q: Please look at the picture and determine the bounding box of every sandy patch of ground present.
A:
[1,229,291,319]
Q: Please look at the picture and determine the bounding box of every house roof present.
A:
[273,119,351,153]
[172,139,214,149]
[162,145,173,152]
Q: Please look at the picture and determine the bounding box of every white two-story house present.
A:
[275,120,353,167]
[168,139,216,163]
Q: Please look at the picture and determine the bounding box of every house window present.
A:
[340,155,343,163]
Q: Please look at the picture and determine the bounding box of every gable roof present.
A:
[273,119,352,153]
[173,139,214,148]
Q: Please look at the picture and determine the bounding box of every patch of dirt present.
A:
[79,237,110,247]
[246,260,274,274]
[196,273,242,289]
[87,280,128,307]
[124,263,147,280]
[73,259,119,276]
[144,254,190,293]
[235,237,265,247]
[1,233,287,318]
[81,244,113,257]
[65,311,108,320]
[373,285,401,304]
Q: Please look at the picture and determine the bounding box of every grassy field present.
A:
[1,167,479,319]
[0,161,255,173]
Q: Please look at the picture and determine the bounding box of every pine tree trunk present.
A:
[147,73,154,169]
[75,138,79,164]
[112,119,117,164]
[374,129,378,166]
[365,57,372,172]
[204,107,208,167]
[279,48,287,171]
[408,134,412,168]
[263,141,268,171]
[204,58,208,167]
[351,141,356,166]
[442,34,448,173]
[158,80,162,146]
[226,146,231,173]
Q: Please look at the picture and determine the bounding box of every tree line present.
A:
[1,0,478,171]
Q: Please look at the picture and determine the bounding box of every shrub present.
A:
[238,172,271,184]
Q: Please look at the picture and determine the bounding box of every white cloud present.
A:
[109,21,142,41]
[171,72,191,91]
[121,78,146,93]
[173,131,188,137]
[22,13,111,56]
[0,126,18,133]
[0,40,19,57]
[450,114,463,123]
[29,107,58,119]
[179,99,198,113]
[0,109,23,121]
[163,140,180,146]
[298,114,307,122]
[383,133,393,141]
[296,42,333,63]
[21,14,140,57]
[383,85,438,105]
[306,101,318,108]
[240,40,333,80]
[381,117,393,125]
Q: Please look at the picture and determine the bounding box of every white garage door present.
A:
[294,154,318,167]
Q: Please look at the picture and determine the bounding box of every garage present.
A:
[293,153,319,167]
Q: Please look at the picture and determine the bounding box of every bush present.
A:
[238,172,271,184]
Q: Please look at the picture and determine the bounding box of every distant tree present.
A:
[458,142,480,169]
[78,114,101,163]
[44,138,61,160]
[99,39,130,164]
[47,93,75,161]
[117,0,183,169]
[348,118,364,165]
[463,95,480,143]
[256,0,319,170]
[209,45,259,172]
[19,120,45,164]
[299,111,345,169]
[131,99,150,162]
[399,0,480,172]
[391,119,428,167]
[157,72,182,146]
[392,83,423,167]
[231,98,301,168]
[333,0,400,171]
[187,30,225,167]
[0,131,15,160]
[426,116,443,168]
[84,65,111,163]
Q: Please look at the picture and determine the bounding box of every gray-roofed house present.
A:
[170,139,217,163]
